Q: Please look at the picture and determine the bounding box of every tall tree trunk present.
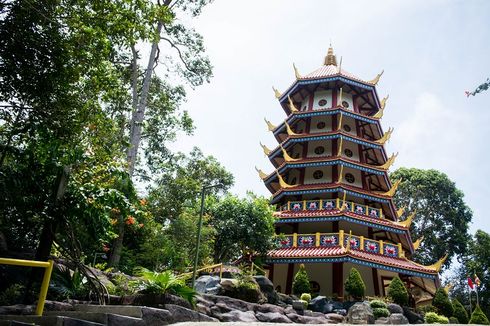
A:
[106,213,125,268]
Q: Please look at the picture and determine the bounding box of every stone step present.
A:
[73,305,143,318]
[0,315,61,326]
[44,311,144,326]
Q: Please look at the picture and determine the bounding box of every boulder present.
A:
[194,275,221,295]
[254,275,274,293]
[308,296,333,313]
[304,310,327,318]
[388,313,409,324]
[375,317,390,324]
[195,303,210,316]
[277,292,293,305]
[402,306,424,324]
[334,309,347,316]
[218,310,258,322]
[164,303,217,322]
[347,302,375,324]
[0,304,34,315]
[219,278,238,292]
[106,314,145,326]
[326,313,345,323]
[292,300,306,311]
[254,303,285,314]
[387,303,403,314]
[141,307,172,326]
[206,294,256,312]
[284,305,296,315]
[287,312,332,324]
[43,300,74,311]
[256,311,292,323]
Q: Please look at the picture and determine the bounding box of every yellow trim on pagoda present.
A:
[264,118,276,132]
[413,236,424,251]
[337,136,343,157]
[379,152,398,170]
[396,206,406,219]
[337,165,344,183]
[426,254,448,272]
[338,88,343,106]
[272,86,282,99]
[345,230,353,253]
[368,70,384,86]
[276,171,296,188]
[255,166,268,180]
[339,191,347,211]
[373,95,389,119]
[380,178,401,197]
[337,113,343,131]
[396,210,416,228]
[280,144,300,162]
[285,121,298,136]
[375,127,394,145]
[380,95,389,110]
[260,142,272,156]
[288,96,299,113]
[293,63,301,79]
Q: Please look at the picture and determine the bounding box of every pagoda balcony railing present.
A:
[278,230,403,258]
[279,198,383,219]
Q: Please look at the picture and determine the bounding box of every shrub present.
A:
[0,284,24,305]
[432,288,453,317]
[449,316,459,324]
[417,304,437,315]
[469,305,490,325]
[370,299,388,309]
[373,307,390,319]
[451,298,468,324]
[344,267,365,299]
[50,266,89,300]
[387,276,408,306]
[300,293,312,303]
[292,264,311,295]
[425,311,449,324]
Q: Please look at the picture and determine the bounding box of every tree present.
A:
[469,305,490,325]
[344,267,365,300]
[452,299,468,324]
[292,264,311,295]
[209,193,276,262]
[390,168,472,268]
[432,288,454,317]
[387,276,409,306]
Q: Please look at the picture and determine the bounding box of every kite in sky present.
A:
[466,78,490,97]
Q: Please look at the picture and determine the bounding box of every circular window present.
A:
[303,106,307,110]
[342,101,349,108]
[344,149,353,157]
[314,146,325,155]
[317,121,326,129]
[343,124,352,132]
[345,173,355,183]
[290,177,297,184]
[313,170,324,179]
[318,99,328,107]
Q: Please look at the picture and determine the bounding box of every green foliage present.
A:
[390,168,472,268]
[449,316,459,324]
[50,266,89,300]
[469,305,490,325]
[417,305,437,315]
[344,267,365,299]
[0,284,24,306]
[424,312,449,324]
[209,193,276,262]
[432,288,453,317]
[451,298,468,324]
[300,293,312,303]
[387,276,409,306]
[373,307,390,319]
[134,267,196,304]
[370,299,388,309]
[292,264,311,295]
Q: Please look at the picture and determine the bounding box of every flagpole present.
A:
[474,271,480,306]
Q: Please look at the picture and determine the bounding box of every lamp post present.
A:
[191,183,221,289]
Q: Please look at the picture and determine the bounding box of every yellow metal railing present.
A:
[279,230,403,258]
[280,198,384,219]
[0,258,54,316]
[179,263,223,280]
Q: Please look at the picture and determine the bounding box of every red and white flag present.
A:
[468,277,475,290]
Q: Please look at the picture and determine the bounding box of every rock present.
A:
[162,293,192,309]
[205,293,256,312]
[375,317,390,324]
[334,309,347,316]
[63,317,105,326]
[0,304,34,315]
[195,303,210,316]
[387,303,403,314]
[254,275,274,293]
[219,278,238,292]
[292,299,306,311]
[195,275,221,294]
[219,278,266,303]
[308,296,334,313]
[277,292,293,305]
[164,303,217,322]
[388,313,409,324]
[402,306,424,324]
[213,302,233,313]
[121,293,191,309]
[347,302,375,324]
[287,312,332,324]
[304,310,327,318]
[141,307,172,326]
[254,303,285,314]
[43,300,74,311]
[218,310,258,322]
[284,305,296,315]
[256,311,292,323]
[326,313,345,322]
[106,314,145,326]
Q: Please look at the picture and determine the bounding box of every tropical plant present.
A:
[50,266,89,300]
[344,267,365,299]
[469,305,490,325]
[451,298,468,324]
[0,284,24,306]
[133,267,196,304]
[387,276,409,306]
[292,264,311,295]
[424,312,449,324]
[432,287,453,317]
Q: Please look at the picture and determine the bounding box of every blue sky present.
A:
[170,0,490,234]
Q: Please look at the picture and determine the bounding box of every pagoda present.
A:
[257,47,446,302]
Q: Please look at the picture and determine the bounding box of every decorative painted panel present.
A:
[383,244,398,257]
[291,201,304,211]
[368,207,382,219]
[344,235,361,250]
[306,200,320,210]
[354,204,366,215]
[323,199,336,210]
[279,236,293,248]
[320,234,339,247]
[364,240,379,253]
[298,235,315,247]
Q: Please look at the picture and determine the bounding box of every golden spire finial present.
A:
[397,210,416,228]
[264,118,277,132]
[413,236,424,251]
[375,127,394,145]
[293,63,301,79]
[284,121,299,136]
[381,178,402,197]
[368,70,384,85]
[255,166,268,180]
[426,254,448,272]
[275,170,295,188]
[287,95,299,113]
[272,86,282,99]
[379,152,398,170]
[337,136,343,157]
[337,164,344,183]
[324,46,337,66]
[260,142,272,156]
[280,144,300,162]
[396,206,406,219]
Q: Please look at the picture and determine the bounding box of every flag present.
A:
[468,277,475,290]
[474,274,481,287]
